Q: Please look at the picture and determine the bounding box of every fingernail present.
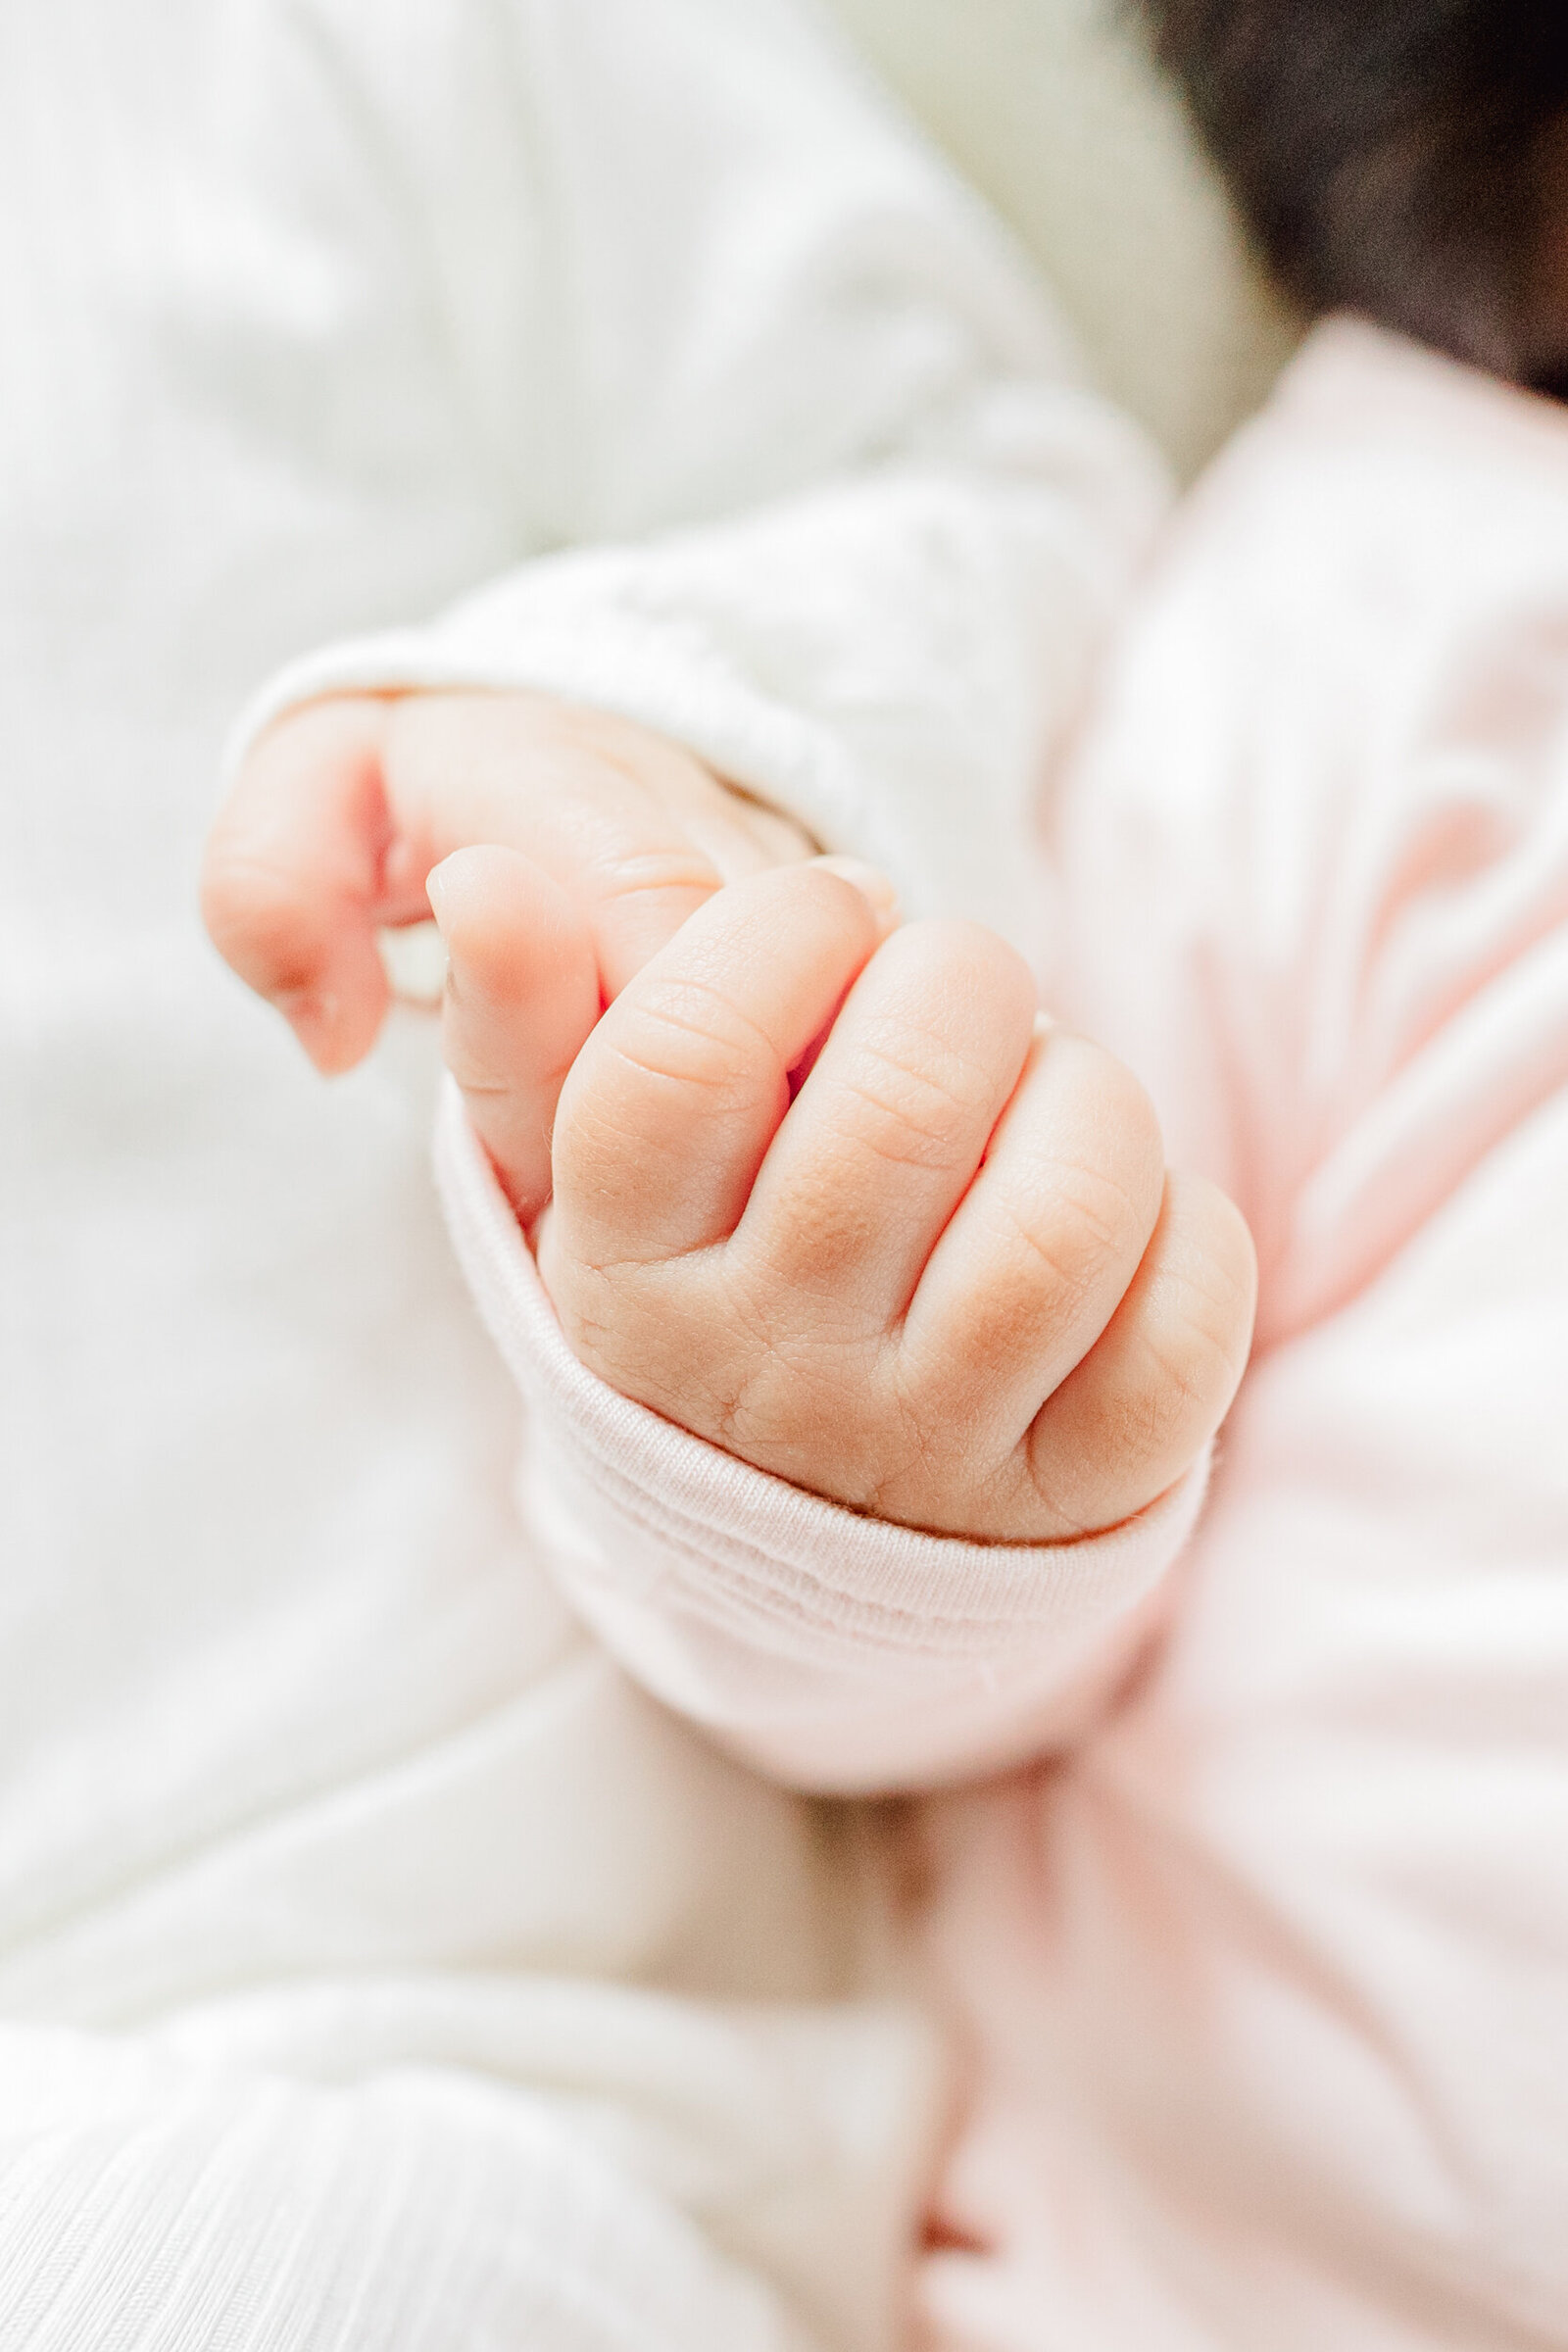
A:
[811,857,900,927]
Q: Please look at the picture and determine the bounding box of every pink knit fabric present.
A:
[443,321,1568,2348]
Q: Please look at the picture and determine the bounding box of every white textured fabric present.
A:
[2,1,1160,2343]
[0,1998,938,2352]
[0,2021,816,2352]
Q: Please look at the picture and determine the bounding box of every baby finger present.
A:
[549,859,892,1274]
[899,1023,1166,1459]
[729,919,1037,1334]
[201,697,401,1072]
[1024,1168,1256,1534]
[426,846,601,1224]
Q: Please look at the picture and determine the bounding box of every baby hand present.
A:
[434,853,1256,1543]
[201,688,811,1083]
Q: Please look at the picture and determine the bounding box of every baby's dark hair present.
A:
[1140,1,1568,394]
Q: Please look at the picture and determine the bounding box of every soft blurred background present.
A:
[830,0,1299,477]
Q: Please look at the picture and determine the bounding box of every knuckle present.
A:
[1126,1321,1227,1452]
[1056,1146,1156,1261]
[1001,1152,1152,1308]
[606,974,782,1105]
[828,1030,992,1171]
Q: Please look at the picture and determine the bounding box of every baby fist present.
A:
[444,857,1255,1545]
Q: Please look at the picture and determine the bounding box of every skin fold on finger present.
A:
[1022,1168,1257,1537]
[725,920,1038,1337]
[896,1024,1167,1458]
[547,860,893,1276]
[425,845,601,1226]
[200,695,400,1071]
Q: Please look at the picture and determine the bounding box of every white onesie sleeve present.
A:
[233,0,1169,948]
